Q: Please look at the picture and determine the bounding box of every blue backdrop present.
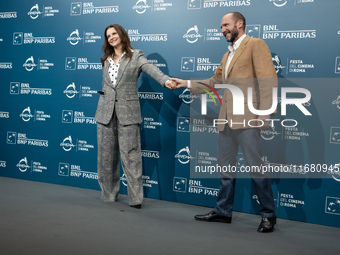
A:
[1,0,340,228]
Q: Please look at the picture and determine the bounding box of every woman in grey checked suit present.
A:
[95,24,175,208]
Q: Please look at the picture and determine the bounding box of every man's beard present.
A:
[224,25,239,43]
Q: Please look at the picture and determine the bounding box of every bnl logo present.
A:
[330,127,340,144]
[13,32,23,45]
[173,177,187,193]
[59,163,70,176]
[246,25,261,38]
[10,82,20,94]
[188,0,201,9]
[177,117,190,132]
[181,57,195,72]
[62,110,73,123]
[70,3,82,15]
[7,132,17,144]
[335,57,340,74]
[325,197,340,215]
[65,57,76,70]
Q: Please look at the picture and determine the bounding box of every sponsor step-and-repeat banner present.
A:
[1,0,340,228]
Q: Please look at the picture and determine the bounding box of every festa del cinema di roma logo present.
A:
[270,0,293,8]
[133,0,151,14]
[198,83,312,128]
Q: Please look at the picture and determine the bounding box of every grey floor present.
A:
[1,177,339,255]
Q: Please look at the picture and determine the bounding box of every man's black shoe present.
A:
[130,204,142,209]
[194,211,232,223]
[257,217,276,233]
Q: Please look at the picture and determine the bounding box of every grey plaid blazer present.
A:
[95,49,170,125]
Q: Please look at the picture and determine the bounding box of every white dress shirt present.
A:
[107,52,127,87]
[224,34,246,78]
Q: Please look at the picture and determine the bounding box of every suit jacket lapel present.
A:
[115,55,130,88]
[226,35,250,77]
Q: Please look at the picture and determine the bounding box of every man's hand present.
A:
[165,80,177,90]
[170,78,188,89]
[258,115,271,130]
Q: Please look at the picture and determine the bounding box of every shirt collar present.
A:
[108,51,127,64]
[108,49,134,63]
[228,34,246,53]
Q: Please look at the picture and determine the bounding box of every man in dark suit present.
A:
[171,12,277,232]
